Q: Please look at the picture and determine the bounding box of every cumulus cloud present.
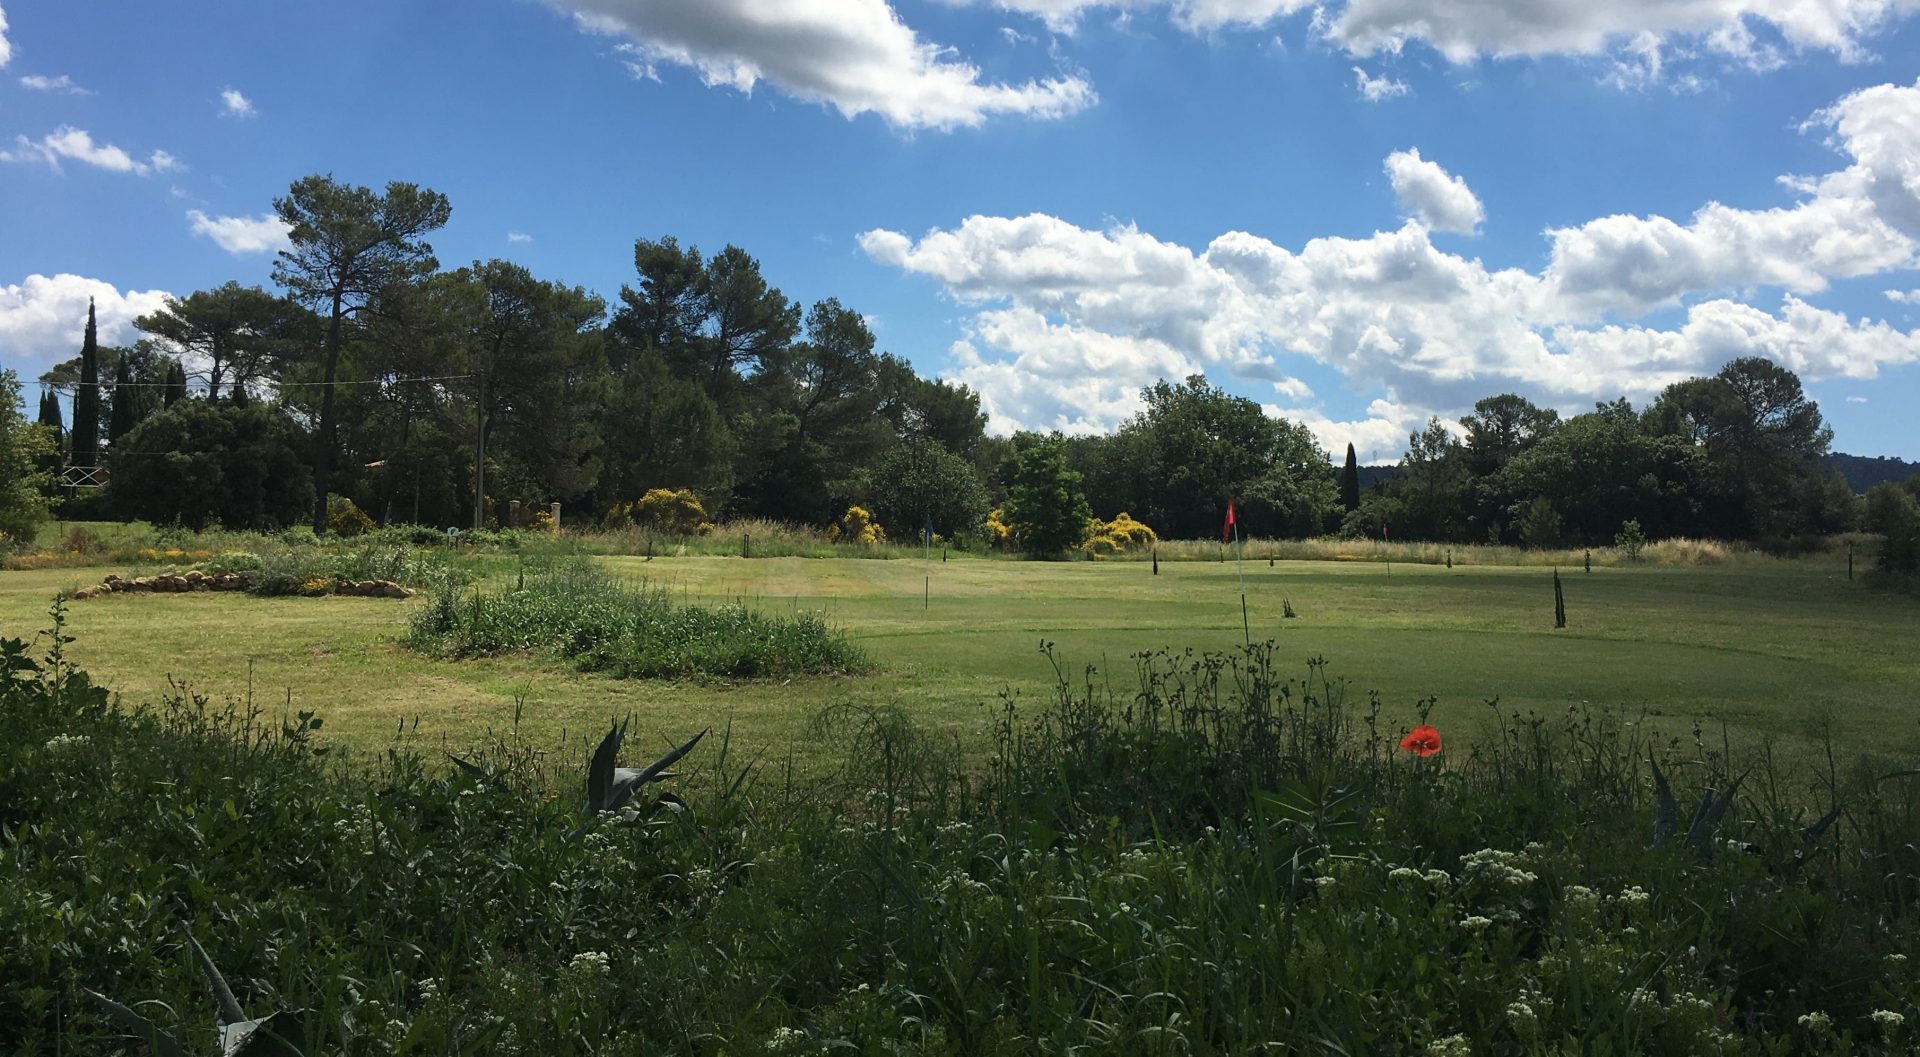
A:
[0,5,11,69]
[221,87,254,117]
[0,126,179,176]
[20,73,89,95]
[944,0,1313,33]
[186,210,292,255]
[1385,149,1483,233]
[551,0,1094,130]
[861,86,1920,459]
[1329,0,1920,65]
[1352,65,1409,100]
[0,274,174,377]
[1890,289,1920,303]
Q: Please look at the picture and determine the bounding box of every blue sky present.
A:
[2,0,1918,461]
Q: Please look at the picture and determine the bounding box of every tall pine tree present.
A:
[109,358,138,442]
[71,299,101,470]
[1340,443,1361,512]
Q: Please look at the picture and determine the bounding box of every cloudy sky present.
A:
[3,0,1919,461]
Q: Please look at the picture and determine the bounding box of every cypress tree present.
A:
[1553,568,1567,629]
[229,378,248,407]
[1340,443,1361,512]
[71,299,101,469]
[38,390,64,452]
[165,360,188,405]
[108,358,137,442]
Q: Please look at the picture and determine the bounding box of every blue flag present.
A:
[923,514,934,545]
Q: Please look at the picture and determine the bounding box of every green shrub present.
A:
[326,494,376,537]
[408,558,867,679]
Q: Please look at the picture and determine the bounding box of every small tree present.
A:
[1614,519,1647,561]
[72,299,101,470]
[0,370,57,544]
[1003,440,1093,558]
[108,358,137,443]
[1515,496,1563,548]
[1340,442,1361,512]
[865,442,989,543]
[107,401,314,530]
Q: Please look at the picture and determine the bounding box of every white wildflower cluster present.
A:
[1313,875,1337,890]
[1389,866,1422,882]
[686,866,717,892]
[1461,915,1494,933]
[764,1025,809,1053]
[1505,999,1539,1030]
[1871,1009,1905,1029]
[1615,885,1652,909]
[1797,1011,1833,1033]
[417,976,439,1002]
[935,870,991,898]
[1423,869,1452,886]
[1425,1033,1471,1057]
[1888,953,1909,966]
[1459,849,1537,888]
[330,802,388,856]
[43,732,91,752]
[1628,987,1656,1008]
[937,820,973,836]
[1563,885,1600,911]
[567,951,611,976]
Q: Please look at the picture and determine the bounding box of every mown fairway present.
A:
[4,549,1917,763]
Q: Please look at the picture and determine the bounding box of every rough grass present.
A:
[3,545,1917,767]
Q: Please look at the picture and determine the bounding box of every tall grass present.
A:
[6,605,1919,1054]
[407,557,869,679]
[1141,535,1748,567]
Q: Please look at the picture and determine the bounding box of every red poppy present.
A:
[1400,725,1443,757]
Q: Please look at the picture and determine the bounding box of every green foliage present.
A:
[9,617,1920,1055]
[1340,442,1361,512]
[325,494,375,537]
[73,300,101,469]
[408,558,868,679]
[1615,518,1648,561]
[0,370,57,546]
[1002,439,1093,557]
[107,400,315,531]
[1515,496,1563,549]
[864,441,989,541]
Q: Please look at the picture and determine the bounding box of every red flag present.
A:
[1222,500,1237,542]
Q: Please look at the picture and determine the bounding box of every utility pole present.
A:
[472,372,486,529]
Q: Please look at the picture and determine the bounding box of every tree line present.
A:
[9,173,1917,564]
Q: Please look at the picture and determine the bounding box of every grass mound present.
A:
[407,558,869,679]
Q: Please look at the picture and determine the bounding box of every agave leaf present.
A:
[446,753,495,783]
[1801,805,1841,844]
[1683,771,1747,860]
[182,925,248,1026]
[222,1010,308,1057]
[1649,752,1677,848]
[604,728,709,814]
[584,718,629,815]
[86,990,184,1057]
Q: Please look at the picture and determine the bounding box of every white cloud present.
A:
[19,73,90,95]
[0,274,174,377]
[507,230,534,244]
[945,0,1313,33]
[1846,394,1869,402]
[1384,148,1483,233]
[0,5,11,69]
[186,210,292,255]
[1352,65,1409,101]
[0,126,181,176]
[862,86,1920,460]
[1889,289,1920,303]
[1329,0,1920,65]
[552,0,1095,130]
[221,87,254,117]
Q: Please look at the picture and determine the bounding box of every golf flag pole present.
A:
[1225,499,1250,646]
[923,512,933,610]
[1383,521,1392,579]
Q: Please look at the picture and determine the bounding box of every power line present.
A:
[40,372,475,392]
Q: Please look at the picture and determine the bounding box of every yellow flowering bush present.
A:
[1082,511,1158,558]
[327,495,376,538]
[827,506,886,545]
[985,508,1012,549]
[619,489,714,536]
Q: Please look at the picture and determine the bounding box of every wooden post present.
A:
[549,502,560,535]
[508,500,521,528]
[1152,548,1159,576]
[743,532,751,558]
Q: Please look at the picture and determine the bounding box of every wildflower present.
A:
[1870,1010,1904,1029]
[1461,915,1494,932]
[1797,1012,1832,1033]
[1564,885,1599,910]
[1425,1034,1471,1057]
[1389,867,1421,882]
[1888,953,1909,966]
[765,1026,809,1053]
[1615,885,1651,908]
[568,951,611,975]
[1314,875,1336,890]
[42,733,90,752]
[417,977,439,1002]
[1400,724,1443,757]
[1423,869,1451,885]
[1506,1001,1538,1029]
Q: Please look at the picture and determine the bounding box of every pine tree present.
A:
[1340,443,1361,512]
[71,299,101,469]
[109,358,137,442]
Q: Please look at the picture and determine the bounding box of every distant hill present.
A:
[1825,453,1920,493]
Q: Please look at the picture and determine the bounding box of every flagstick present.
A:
[924,510,931,610]
[1383,524,1392,579]
[1234,518,1250,647]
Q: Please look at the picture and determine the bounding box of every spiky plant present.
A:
[88,925,307,1056]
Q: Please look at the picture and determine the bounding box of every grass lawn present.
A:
[3,547,1917,767]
